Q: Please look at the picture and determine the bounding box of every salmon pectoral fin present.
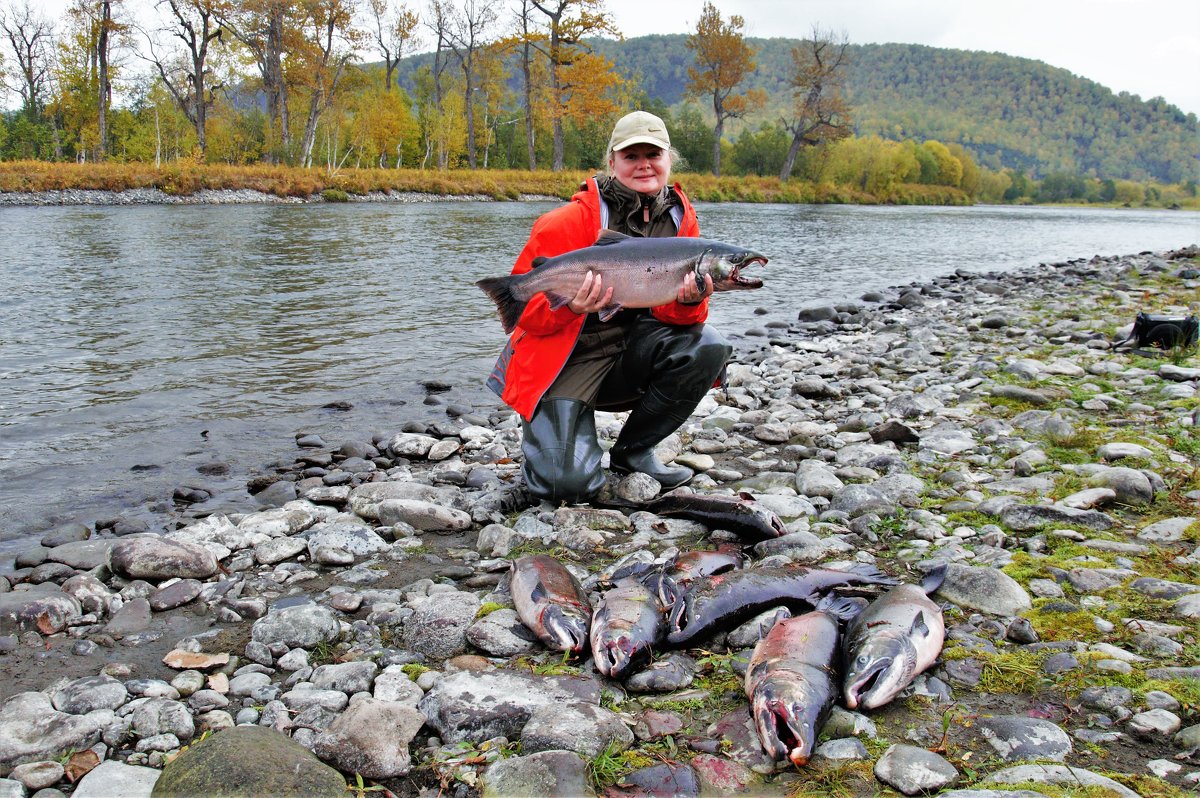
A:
[597,302,625,322]
[544,291,571,311]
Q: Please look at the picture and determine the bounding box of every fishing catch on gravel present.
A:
[590,575,666,679]
[510,554,592,654]
[666,562,899,647]
[476,231,768,334]
[746,596,863,767]
[842,565,947,711]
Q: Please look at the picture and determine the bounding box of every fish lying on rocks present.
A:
[590,575,666,679]
[510,554,592,653]
[646,491,787,543]
[666,563,899,646]
[476,231,767,333]
[746,596,862,766]
[842,565,947,711]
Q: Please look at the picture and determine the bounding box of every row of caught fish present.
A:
[507,553,947,766]
[747,566,946,766]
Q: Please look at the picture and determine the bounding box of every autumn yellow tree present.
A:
[367,0,419,91]
[144,0,230,158]
[779,26,851,182]
[216,0,301,163]
[293,0,363,168]
[527,0,621,172]
[685,2,763,176]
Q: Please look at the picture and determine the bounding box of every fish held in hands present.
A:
[510,554,593,654]
[476,231,767,334]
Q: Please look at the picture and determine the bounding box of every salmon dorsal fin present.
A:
[593,229,630,246]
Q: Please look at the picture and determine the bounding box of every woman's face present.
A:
[609,143,671,195]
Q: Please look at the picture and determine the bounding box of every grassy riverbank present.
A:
[0,160,973,205]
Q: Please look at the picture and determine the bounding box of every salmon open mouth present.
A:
[730,256,768,288]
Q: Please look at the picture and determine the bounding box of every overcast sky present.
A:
[22,0,1200,116]
[605,0,1200,115]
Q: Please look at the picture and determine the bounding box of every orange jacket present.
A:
[488,177,705,421]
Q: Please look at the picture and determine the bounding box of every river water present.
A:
[1,200,1197,556]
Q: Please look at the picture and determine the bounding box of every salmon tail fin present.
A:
[476,275,527,334]
[920,563,948,595]
[815,594,868,622]
[844,563,901,585]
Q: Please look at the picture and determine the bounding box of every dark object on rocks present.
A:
[646,491,786,543]
[869,420,920,445]
[151,725,346,797]
[1114,312,1199,351]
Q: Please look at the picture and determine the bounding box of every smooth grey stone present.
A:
[521,702,633,758]
[874,743,958,795]
[312,698,425,778]
[250,603,340,650]
[70,761,159,798]
[0,693,102,772]
[978,715,1072,762]
[418,670,600,745]
[51,675,128,714]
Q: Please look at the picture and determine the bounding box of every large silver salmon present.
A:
[510,554,592,654]
[842,566,946,710]
[590,576,665,679]
[666,563,898,647]
[476,231,767,334]
[745,597,860,766]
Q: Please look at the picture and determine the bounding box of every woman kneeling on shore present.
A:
[486,110,732,503]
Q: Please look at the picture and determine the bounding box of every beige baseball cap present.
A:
[608,111,670,153]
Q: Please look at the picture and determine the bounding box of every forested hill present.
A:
[589,35,1198,183]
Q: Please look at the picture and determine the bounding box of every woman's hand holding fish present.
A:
[677,272,713,305]
[568,270,615,314]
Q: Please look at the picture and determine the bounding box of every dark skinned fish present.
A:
[590,576,665,679]
[510,554,592,654]
[646,491,787,543]
[842,565,947,711]
[746,596,860,767]
[665,548,744,584]
[666,563,899,647]
[476,231,767,334]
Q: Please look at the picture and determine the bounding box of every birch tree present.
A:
[685,1,763,176]
[294,0,362,168]
[145,0,229,157]
[366,0,418,92]
[215,0,296,163]
[779,26,851,182]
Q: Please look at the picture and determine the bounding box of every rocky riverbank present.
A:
[1,247,1198,798]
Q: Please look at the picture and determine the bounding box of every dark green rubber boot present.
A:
[521,398,606,503]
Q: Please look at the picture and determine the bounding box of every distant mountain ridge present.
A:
[591,35,1198,183]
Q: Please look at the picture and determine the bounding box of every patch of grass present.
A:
[401,663,430,681]
[1106,772,1193,798]
[585,739,642,792]
[510,652,583,677]
[309,639,338,667]
[1040,427,1107,465]
[975,649,1048,695]
[785,761,874,797]
[1023,602,1104,642]
[474,601,505,619]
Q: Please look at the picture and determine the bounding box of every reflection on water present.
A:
[1,200,1197,549]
